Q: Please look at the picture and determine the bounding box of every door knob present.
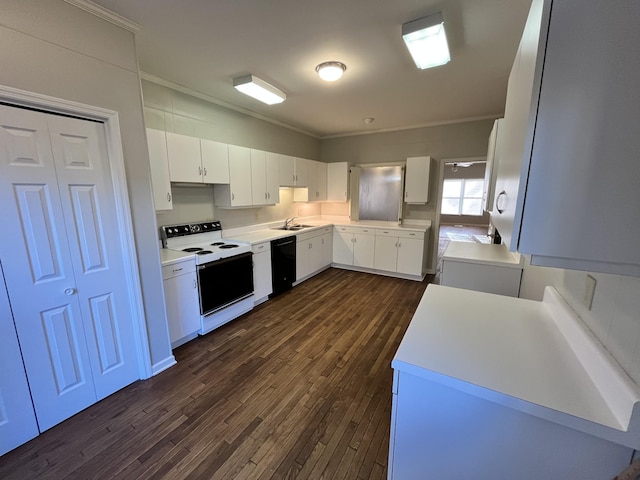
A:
[64,288,77,296]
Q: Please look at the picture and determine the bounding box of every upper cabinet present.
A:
[404,156,431,204]
[482,119,502,213]
[165,132,230,185]
[264,152,280,205]
[214,145,252,207]
[327,162,349,202]
[296,160,327,202]
[146,128,172,211]
[493,0,640,276]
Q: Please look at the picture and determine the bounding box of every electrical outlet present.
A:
[584,274,596,310]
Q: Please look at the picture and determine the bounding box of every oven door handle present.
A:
[197,251,253,270]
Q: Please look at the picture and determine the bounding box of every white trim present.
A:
[140,72,319,138]
[63,0,141,32]
[151,356,177,376]
[0,84,152,379]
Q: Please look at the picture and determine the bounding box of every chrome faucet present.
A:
[284,216,297,228]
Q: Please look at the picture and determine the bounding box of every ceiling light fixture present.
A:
[315,61,347,82]
[402,12,451,69]
[233,74,286,105]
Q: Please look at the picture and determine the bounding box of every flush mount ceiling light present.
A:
[402,12,451,69]
[233,74,286,105]
[315,61,347,82]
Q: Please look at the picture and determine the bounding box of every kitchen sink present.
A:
[273,224,314,231]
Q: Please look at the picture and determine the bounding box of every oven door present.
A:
[197,252,254,315]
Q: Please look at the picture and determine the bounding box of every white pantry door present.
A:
[0,104,139,431]
[0,261,39,456]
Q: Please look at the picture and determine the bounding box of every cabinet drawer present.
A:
[397,230,424,240]
[162,260,196,280]
[252,242,271,254]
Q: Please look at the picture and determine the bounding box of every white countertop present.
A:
[159,248,194,266]
[442,241,522,268]
[393,284,640,449]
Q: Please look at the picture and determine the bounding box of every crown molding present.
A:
[64,0,141,32]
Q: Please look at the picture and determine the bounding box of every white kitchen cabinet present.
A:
[293,160,327,202]
[166,131,203,183]
[250,149,268,205]
[200,138,230,184]
[162,259,200,348]
[374,229,425,277]
[332,226,376,269]
[146,128,173,210]
[265,152,280,204]
[404,156,430,204]
[482,119,502,212]
[294,157,309,187]
[441,242,523,297]
[315,161,327,201]
[214,144,253,207]
[279,154,296,186]
[252,241,272,305]
[492,1,640,276]
[296,227,332,282]
[0,264,39,456]
[327,162,349,202]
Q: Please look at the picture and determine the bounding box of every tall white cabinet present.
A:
[146,128,173,211]
[404,157,430,204]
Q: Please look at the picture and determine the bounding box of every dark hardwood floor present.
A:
[0,268,431,479]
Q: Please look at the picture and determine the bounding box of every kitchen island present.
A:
[389,285,640,479]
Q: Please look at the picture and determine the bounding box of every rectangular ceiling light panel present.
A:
[402,12,451,69]
[233,74,286,105]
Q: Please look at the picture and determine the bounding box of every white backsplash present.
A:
[520,257,640,385]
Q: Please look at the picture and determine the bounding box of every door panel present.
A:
[47,114,139,400]
[0,105,97,431]
[0,262,39,456]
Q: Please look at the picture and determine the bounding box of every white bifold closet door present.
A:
[0,104,139,432]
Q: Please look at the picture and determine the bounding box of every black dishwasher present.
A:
[270,236,296,297]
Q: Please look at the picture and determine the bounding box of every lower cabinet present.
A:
[374,229,425,277]
[332,226,376,269]
[252,241,273,304]
[296,227,332,282]
[162,259,200,348]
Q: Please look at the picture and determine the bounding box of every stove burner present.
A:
[219,244,238,249]
[211,242,225,246]
[183,247,203,252]
[196,250,213,255]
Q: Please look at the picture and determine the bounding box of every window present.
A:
[441,178,484,215]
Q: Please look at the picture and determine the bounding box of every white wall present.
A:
[520,260,640,385]
[0,0,172,369]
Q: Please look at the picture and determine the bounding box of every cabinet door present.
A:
[279,154,296,186]
[294,157,309,186]
[250,149,267,205]
[0,263,39,456]
[310,235,324,273]
[166,132,203,183]
[296,238,313,280]
[516,0,640,275]
[397,237,424,276]
[265,152,280,204]
[404,156,430,204]
[333,229,354,265]
[316,162,327,201]
[164,269,199,346]
[252,245,272,302]
[374,235,399,272]
[146,129,172,210]
[306,160,317,200]
[228,145,253,206]
[321,231,333,267]
[353,231,376,268]
[327,162,349,202]
[491,0,546,249]
[200,138,229,184]
[482,119,501,213]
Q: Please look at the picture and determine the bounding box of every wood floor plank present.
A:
[0,268,430,479]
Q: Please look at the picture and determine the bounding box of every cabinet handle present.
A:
[496,190,507,214]
[232,193,235,200]
[405,191,408,198]
[193,279,197,289]
[203,167,207,176]
[167,192,171,202]
[198,165,202,175]
[172,267,183,273]
[267,192,271,199]
[265,192,268,200]
[409,233,415,236]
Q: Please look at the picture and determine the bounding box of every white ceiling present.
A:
[91,0,532,138]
